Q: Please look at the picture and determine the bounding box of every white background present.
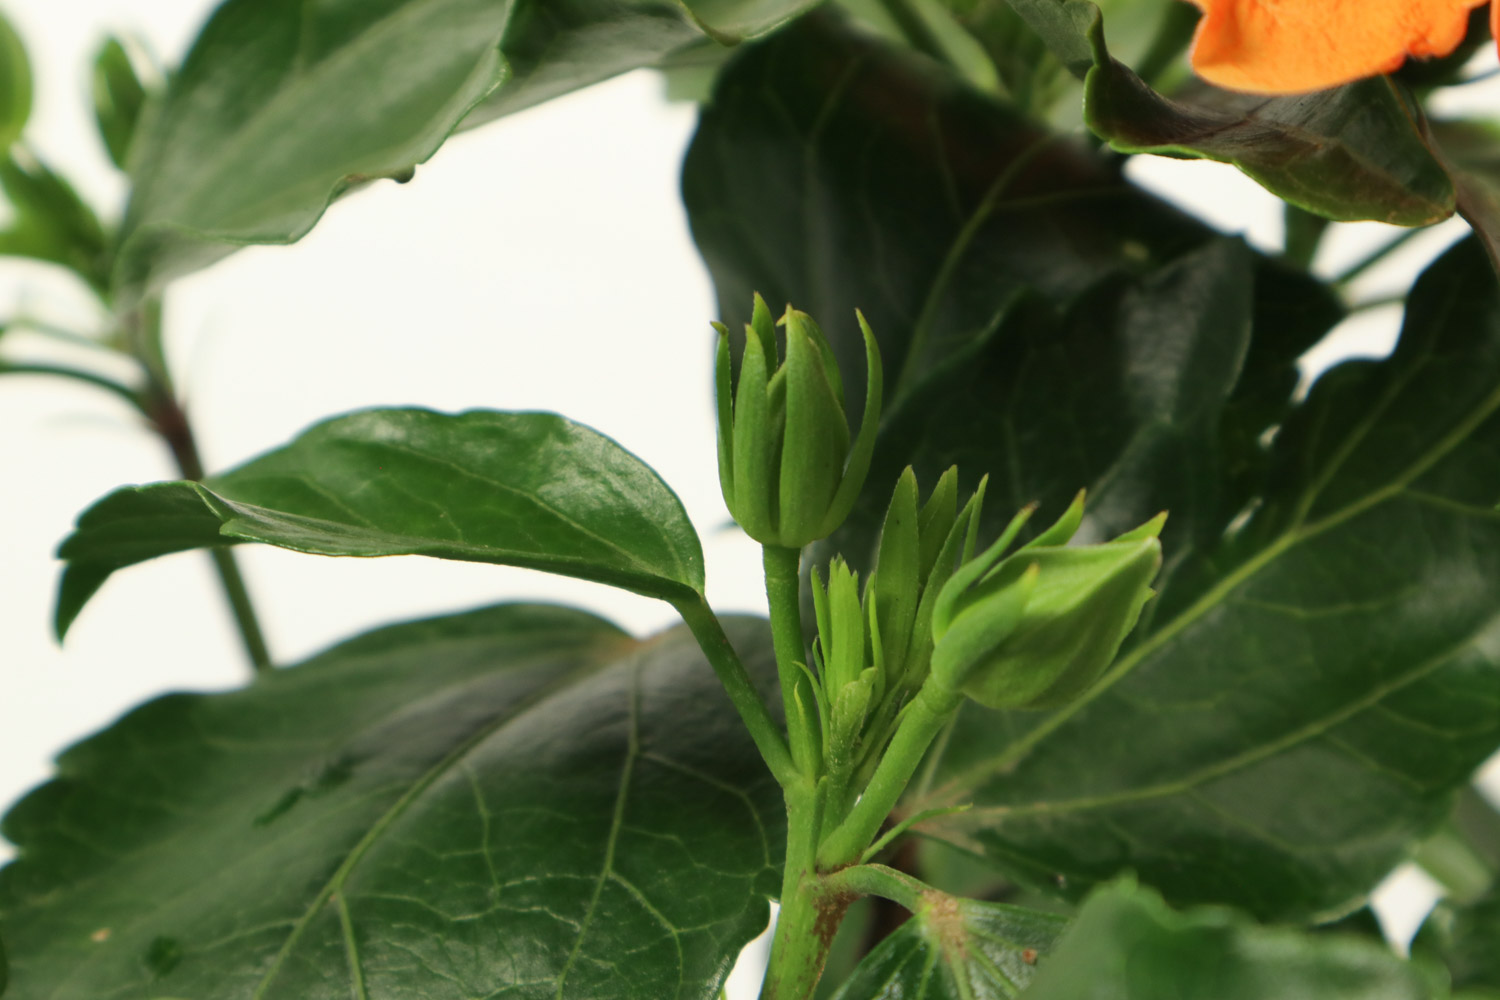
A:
[1,2,1498,993]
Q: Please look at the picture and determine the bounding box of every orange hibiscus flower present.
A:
[1187,0,1494,94]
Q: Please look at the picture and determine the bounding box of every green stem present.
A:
[132,296,272,674]
[763,545,821,777]
[1282,204,1331,271]
[760,781,844,1000]
[209,549,273,673]
[0,362,146,411]
[1334,225,1424,286]
[817,680,961,869]
[673,595,798,788]
[1346,293,1407,315]
[821,863,930,912]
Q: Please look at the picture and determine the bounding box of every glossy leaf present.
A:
[0,7,29,149]
[56,409,705,637]
[1413,889,1500,995]
[0,153,109,293]
[682,11,1215,416]
[828,895,1066,999]
[112,0,815,300]
[1009,0,1456,225]
[91,37,147,171]
[1024,880,1442,999]
[903,238,1500,919]
[0,604,783,999]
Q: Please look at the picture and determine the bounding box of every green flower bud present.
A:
[930,492,1165,710]
[715,294,882,549]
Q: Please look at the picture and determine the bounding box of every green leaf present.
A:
[56,409,705,637]
[0,604,783,999]
[91,37,148,171]
[1413,888,1500,995]
[0,7,29,149]
[905,238,1500,919]
[828,895,1066,998]
[683,11,1218,413]
[1008,0,1455,225]
[1024,880,1442,1000]
[112,0,815,300]
[0,152,109,293]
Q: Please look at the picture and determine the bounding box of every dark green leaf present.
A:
[0,7,29,149]
[0,605,783,999]
[113,0,814,300]
[683,11,1214,415]
[1413,887,1500,995]
[1025,880,1442,1000]
[828,895,1066,998]
[57,409,705,637]
[0,152,109,293]
[91,37,147,171]
[1008,0,1454,225]
[907,238,1500,919]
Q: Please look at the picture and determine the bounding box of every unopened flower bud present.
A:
[930,492,1164,710]
[714,294,882,549]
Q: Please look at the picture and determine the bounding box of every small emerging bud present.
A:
[930,492,1164,710]
[810,557,881,770]
[714,295,882,549]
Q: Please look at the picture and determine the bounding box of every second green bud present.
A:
[930,494,1164,710]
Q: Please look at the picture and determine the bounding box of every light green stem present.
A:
[760,781,843,1000]
[763,545,821,777]
[674,595,798,788]
[821,863,930,912]
[817,680,961,869]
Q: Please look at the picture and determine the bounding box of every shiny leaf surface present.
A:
[0,605,782,999]
[682,11,1214,417]
[56,409,705,637]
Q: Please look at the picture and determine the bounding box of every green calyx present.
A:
[714,294,882,549]
[930,491,1165,711]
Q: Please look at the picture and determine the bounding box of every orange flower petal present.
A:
[1187,0,1488,94]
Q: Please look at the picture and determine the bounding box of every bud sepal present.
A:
[930,493,1165,711]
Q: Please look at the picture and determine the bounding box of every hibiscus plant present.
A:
[3,0,1500,997]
